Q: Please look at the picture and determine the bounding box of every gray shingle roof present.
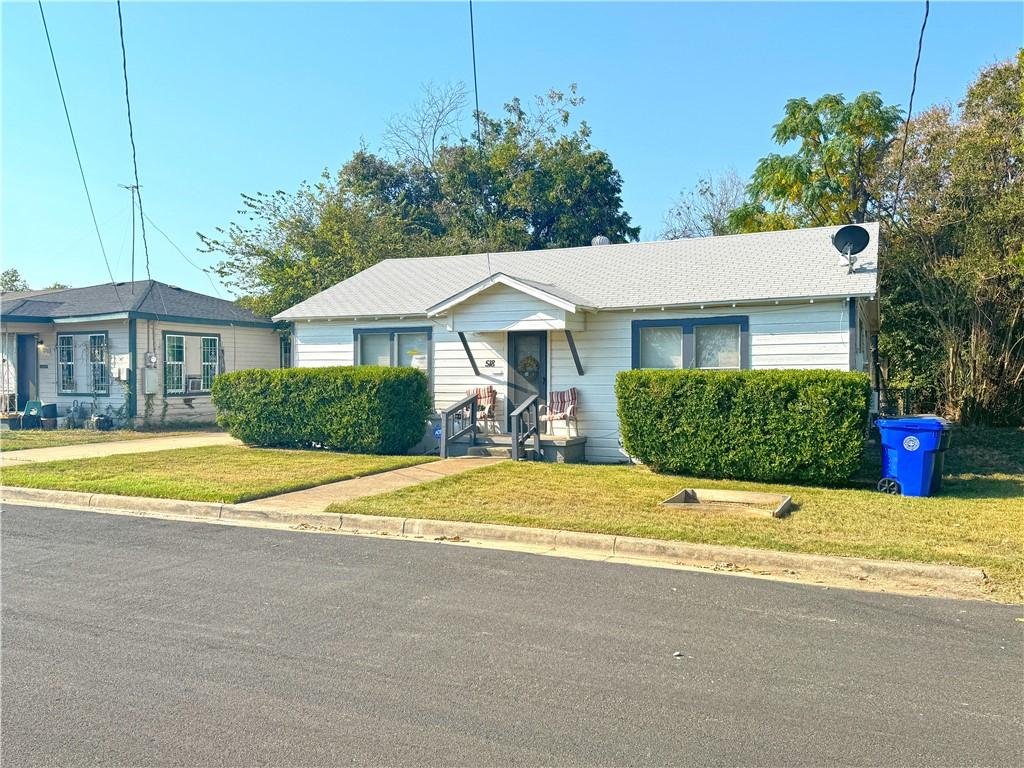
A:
[0,280,273,325]
[275,223,880,320]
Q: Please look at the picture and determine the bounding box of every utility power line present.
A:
[142,213,223,298]
[36,1,120,301]
[468,0,483,150]
[119,184,137,290]
[892,0,930,218]
[468,0,490,272]
[116,0,152,281]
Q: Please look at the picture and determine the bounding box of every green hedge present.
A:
[212,366,431,455]
[616,369,871,484]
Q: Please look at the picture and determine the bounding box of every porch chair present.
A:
[466,386,497,432]
[540,388,579,436]
[19,400,42,430]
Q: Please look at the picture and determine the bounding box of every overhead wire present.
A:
[891,0,930,220]
[468,0,491,272]
[142,213,223,297]
[116,0,153,281]
[36,1,121,302]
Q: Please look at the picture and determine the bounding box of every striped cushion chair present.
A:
[540,388,579,436]
[467,386,497,429]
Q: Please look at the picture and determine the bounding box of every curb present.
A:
[1,485,988,597]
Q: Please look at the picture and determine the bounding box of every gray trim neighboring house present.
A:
[160,330,222,398]
[54,329,111,398]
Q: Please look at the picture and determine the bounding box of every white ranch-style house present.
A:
[276,224,880,463]
[1,280,283,428]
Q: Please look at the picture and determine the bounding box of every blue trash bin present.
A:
[875,416,952,497]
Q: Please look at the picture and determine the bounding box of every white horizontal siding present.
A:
[291,299,854,463]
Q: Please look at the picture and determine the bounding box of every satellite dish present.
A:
[832,224,870,273]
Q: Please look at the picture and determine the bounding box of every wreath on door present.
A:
[518,354,540,382]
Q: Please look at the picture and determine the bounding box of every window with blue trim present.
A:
[354,327,431,373]
[632,316,749,370]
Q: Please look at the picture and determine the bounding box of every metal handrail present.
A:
[509,394,541,461]
[439,393,478,458]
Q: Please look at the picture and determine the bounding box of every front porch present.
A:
[427,275,592,462]
[437,389,587,463]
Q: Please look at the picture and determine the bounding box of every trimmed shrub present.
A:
[212,366,431,455]
[616,369,871,484]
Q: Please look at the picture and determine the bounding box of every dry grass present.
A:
[332,428,1024,602]
[1,445,435,503]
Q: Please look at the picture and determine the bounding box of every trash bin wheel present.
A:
[877,478,901,495]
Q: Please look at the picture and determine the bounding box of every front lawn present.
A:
[0,429,202,452]
[332,428,1024,602]
[1,445,435,503]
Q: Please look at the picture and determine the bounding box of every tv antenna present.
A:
[831,224,870,273]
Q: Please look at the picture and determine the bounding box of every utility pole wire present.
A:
[37,1,120,303]
[119,184,137,292]
[468,0,490,271]
[468,0,483,151]
[116,0,152,281]
[892,0,929,218]
[141,213,223,298]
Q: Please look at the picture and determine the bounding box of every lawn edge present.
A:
[2,485,994,602]
[0,452,437,503]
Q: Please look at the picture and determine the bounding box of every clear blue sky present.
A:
[3,1,1020,296]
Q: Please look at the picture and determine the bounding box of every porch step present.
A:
[466,446,515,459]
[449,434,586,463]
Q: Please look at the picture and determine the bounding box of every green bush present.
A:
[212,366,431,455]
[616,369,871,484]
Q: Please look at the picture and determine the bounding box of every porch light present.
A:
[35,336,44,349]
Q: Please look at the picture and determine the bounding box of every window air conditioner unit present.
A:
[186,376,203,393]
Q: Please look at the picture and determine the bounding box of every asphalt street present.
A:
[2,503,1021,767]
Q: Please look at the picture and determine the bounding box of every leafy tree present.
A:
[729,92,902,232]
[1,269,29,292]
[199,173,442,318]
[662,170,746,239]
[201,85,639,316]
[879,57,1023,424]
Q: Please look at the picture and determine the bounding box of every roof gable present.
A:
[425,273,595,317]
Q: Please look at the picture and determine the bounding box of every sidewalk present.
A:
[236,456,503,513]
[0,431,238,467]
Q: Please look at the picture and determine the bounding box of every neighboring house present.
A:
[275,223,881,463]
[1,280,283,427]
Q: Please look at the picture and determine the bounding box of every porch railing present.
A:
[509,394,541,461]
[439,393,478,459]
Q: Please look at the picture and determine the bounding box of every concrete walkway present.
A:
[0,431,239,467]
[237,456,504,513]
